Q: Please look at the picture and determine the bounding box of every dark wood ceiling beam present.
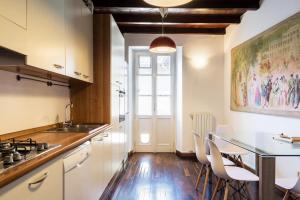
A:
[94,8,247,15]
[119,26,226,34]
[93,0,260,9]
[118,22,229,29]
[113,14,241,24]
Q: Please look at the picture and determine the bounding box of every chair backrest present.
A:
[207,139,230,180]
[292,177,300,194]
[193,133,209,165]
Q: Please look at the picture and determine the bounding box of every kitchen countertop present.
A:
[0,124,111,188]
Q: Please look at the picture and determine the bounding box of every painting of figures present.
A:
[231,12,300,117]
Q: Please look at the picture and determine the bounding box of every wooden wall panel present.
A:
[71,14,111,124]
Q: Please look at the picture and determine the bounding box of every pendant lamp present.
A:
[149,8,176,54]
[144,0,193,7]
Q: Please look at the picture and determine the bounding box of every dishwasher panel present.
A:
[64,142,94,200]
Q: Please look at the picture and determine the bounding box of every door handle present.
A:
[74,71,82,76]
[28,172,48,186]
[65,153,90,174]
[93,137,103,142]
[78,153,90,166]
[53,64,64,69]
[102,133,109,137]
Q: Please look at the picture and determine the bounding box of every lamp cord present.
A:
[162,15,164,36]
[159,8,168,36]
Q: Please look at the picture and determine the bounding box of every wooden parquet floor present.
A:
[111,153,283,200]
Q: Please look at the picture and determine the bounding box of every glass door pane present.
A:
[157,56,171,75]
[136,54,153,116]
[138,96,152,115]
[138,76,152,95]
[156,76,171,95]
[156,96,171,115]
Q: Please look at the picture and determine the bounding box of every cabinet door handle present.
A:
[53,64,64,69]
[103,134,109,137]
[65,153,90,174]
[78,153,90,166]
[83,75,89,79]
[74,71,82,76]
[28,172,48,186]
[94,137,103,142]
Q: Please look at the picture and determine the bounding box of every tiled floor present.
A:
[111,153,283,200]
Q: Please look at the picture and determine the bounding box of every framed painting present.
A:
[231,12,300,117]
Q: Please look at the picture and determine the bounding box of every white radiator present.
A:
[190,112,215,138]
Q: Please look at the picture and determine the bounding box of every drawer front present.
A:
[0,157,63,200]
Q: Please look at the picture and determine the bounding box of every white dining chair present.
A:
[208,139,259,200]
[193,133,234,200]
[215,125,249,168]
[276,177,300,200]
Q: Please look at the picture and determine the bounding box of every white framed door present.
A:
[133,50,175,152]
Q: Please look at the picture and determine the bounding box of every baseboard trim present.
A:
[128,150,134,159]
[175,150,197,160]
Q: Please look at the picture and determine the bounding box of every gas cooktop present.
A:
[0,138,60,174]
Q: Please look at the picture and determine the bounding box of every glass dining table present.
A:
[208,132,300,200]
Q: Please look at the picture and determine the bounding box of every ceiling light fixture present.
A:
[149,8,176,54]
[144,0,193,7]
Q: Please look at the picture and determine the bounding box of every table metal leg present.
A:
[255,154,260,176]
[259,156,275,200]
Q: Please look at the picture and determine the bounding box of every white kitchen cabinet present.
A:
[103,129,113,184]
[110,16,127,175]
[111,125,120,174]
[117,123,124,171]
[26,0,66,75]
[81,2,93,83]
[0,0,27,54]
[91,132,105,197]
[65,0,83,80]
[111,15,125,85]
[65,0,93,82]
[0,157,63,200]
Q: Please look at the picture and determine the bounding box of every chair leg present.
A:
[211,177,221,200]
[244,182,253,200]
[238,155,245,168]
[238,181,243,200]
[201,166,210,200]
[224,181,229,200]
[195,164,204,190]
[283,190,290,200]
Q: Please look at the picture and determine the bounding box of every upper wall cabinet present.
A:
[65,0,83,80]
[110,16,125,85]
[0,0,27,54]
[65,0,93,83]
[0,0,93,83]
[26,0,66,75]
[81,3,93,83]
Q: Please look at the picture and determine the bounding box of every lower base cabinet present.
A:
[0,156,63,200]
[90,129,111,197]
[0,126,126,200]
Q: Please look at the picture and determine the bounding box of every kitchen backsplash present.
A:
[0,70,70,135]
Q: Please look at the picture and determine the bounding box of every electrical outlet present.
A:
[298,171,300,177]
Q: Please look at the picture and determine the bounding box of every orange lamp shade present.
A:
[144,0,193,7]
[149,36,177,53]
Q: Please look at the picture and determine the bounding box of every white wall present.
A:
[224,0,300,177]
[0,70,69,134]
[125,34,225,152]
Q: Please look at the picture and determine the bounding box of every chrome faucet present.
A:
[64,103,73,127]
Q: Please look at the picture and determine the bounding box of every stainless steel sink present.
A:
[46,124,104,133]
